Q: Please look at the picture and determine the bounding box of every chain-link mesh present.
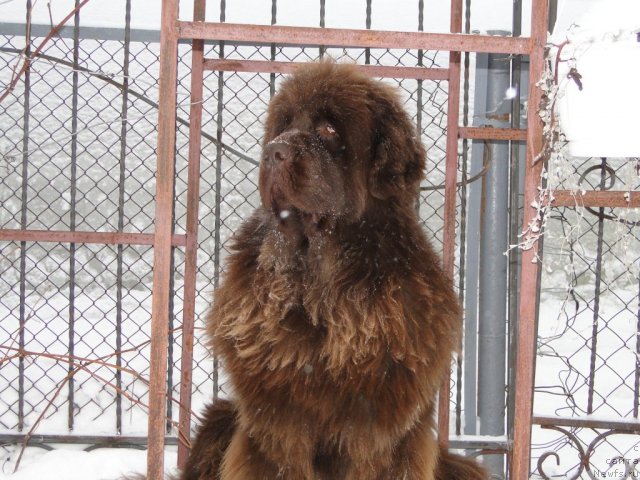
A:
[1,31,160,436]
[531,156,640,479]
[0,24,457,443]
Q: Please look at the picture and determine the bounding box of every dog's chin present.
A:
[269,202,334,239]
[280,207,322,229]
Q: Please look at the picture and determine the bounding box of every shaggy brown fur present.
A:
[185,61,487,480]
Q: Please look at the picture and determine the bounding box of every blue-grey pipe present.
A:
[477,41,511,478]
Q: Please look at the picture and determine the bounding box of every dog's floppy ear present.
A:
[368,94,426,201]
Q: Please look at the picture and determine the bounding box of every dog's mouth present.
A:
[272,203,326,229]
[278,208,321,224]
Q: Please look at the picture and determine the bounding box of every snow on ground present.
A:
[0,446,177,480]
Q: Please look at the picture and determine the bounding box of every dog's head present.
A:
[260,61,425,233]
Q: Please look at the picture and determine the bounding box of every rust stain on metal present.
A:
[177,21,532,55]
[510,0,549,478]
[203,58,450,80]
[551,190,640,208]
[147,0,180,477]
[177,0,206,469]
[534,415,640,432]
[458,126,527,141]
[0,229,187,246]
[438,0,464,450]
[487,112,511,122]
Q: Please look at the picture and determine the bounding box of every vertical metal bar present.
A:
[463,0,481,442]
[634,277,640,418]
[365,0,371,64]
[416,0,423,133]
[147,0,179,477]
[18,0,33,433]
[547,0,559,34]
[166,238,176,434]
[212,0,227,399]
[507,0,524,470]
[115,0,132,435]
[67,0,81,434]
[456,0,471,438]
[319,0,326,58]
[270,0,277,98]
[510,0,548,477]
[587,158,607,414]
[438,0,463,448]
[477,50,511,478]
[177,0,206,469]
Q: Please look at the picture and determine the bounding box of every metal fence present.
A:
[531,156,640,479]
[0,0,457,453]
[0,22,452,431]
[1,0,638,479]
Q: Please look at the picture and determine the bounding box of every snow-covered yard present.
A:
[2,0,640,479]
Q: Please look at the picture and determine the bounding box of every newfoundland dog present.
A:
[183,61,487,480]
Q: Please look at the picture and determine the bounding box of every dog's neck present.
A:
[259,202,420,283]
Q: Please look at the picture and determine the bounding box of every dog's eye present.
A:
[317,122,338,140]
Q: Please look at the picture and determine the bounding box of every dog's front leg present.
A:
[342,411,438,480]
[220,425,315,480]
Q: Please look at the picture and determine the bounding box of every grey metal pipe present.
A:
[463,53,488,439]
[477,41,511,478]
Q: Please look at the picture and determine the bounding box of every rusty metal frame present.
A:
[10,0,636,478]
[510,1,550,478]
[154,1,551,479]
[145,0,180,478]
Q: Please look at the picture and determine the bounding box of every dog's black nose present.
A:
[264,142,292,165]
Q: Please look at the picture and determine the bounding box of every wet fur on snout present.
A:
[179,61,488,480]
[260,129,348,232]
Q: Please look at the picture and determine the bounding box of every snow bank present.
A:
[553,0,640,158]
[0,447,177,480]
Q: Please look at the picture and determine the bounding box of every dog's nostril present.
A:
[273,149,285,162]
[265,143,291,164]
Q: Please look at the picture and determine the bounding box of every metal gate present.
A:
[3,0,639,479]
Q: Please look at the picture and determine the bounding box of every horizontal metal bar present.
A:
[0,229,187,247]
[0,432,509,453]
[449,437,511,452]
[551,190,640,208]
[178,22,532,55]
[534,416,640,433]
[459,126,527,141]
[0,433,178,447]
[203,58,450,80]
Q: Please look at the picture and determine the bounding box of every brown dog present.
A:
[183,61,487,480]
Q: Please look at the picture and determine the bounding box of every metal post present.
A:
[17,0,33,434]
[365,0,371,64]
[439,0,463,448]
[510,0,549,477]
[416,0,423,135]
[477,42,511,478]
[115,0,133,436]
[455,0,472,437]
[67,0,81,433]
[147,0,179,477]
[211,0,227,398]
[635,279,640,418]
[587,158,607,414]
[506,1,524,461]
[319,0,325,58]
[463,51,488,440]
[270,0,277,97]
[177,0,206,469]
